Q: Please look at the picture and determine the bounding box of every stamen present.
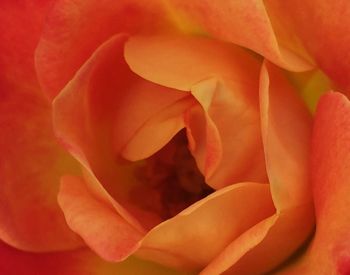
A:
[132,130,214,219]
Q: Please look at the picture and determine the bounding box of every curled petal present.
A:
[137,182,275,271]
[166,0,314,72]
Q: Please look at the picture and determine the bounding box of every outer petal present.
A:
[0,0,83,252]
[167,0,314,72]
[137,182,275,271]
[0,0,53,92]
[125,34,268,189]
[200,62,314,274]
[276,93,350,274]
[0,241,185,275]
[264,0,350,93]
[58,175,143,262]
[35,0,174,99]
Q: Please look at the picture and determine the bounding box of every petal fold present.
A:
[167,0,314,72]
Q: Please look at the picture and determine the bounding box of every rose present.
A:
[52,33,313,274]
[1,1,349,275]
[0,1,322,274]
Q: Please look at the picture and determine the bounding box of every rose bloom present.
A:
[1,1,350,275]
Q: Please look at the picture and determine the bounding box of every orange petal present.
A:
[264,1,350,93]
[136,182,275,270]
[0,241,184,275]
[58,175,143,262]
[35,0,173,99]
[125,34,268,188]
[200,61,315,274]
[260,61,313,209]
[167,0,314,72]
[202,205,314,274]
[276,93,350,274]
[0,1,83,252]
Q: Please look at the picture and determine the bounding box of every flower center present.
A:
[131,130,213,220]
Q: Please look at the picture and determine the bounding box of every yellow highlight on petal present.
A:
[161,0,206,35]
[287,70,332,114]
